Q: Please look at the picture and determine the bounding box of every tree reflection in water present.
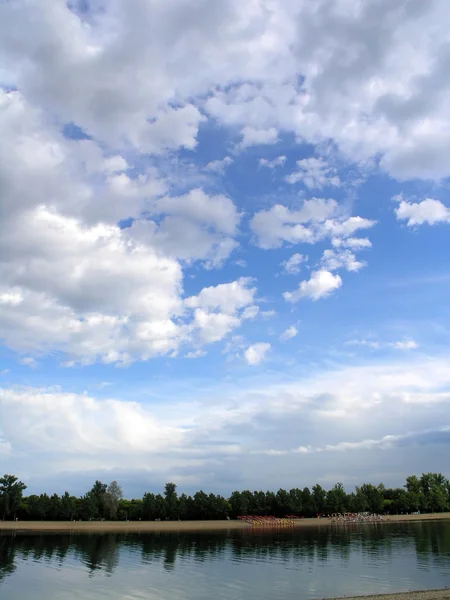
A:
[0,521,449,584]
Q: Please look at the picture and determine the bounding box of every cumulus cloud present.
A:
[185,278,256,314]
[244,342,271,365]
[0,88,252,363]
[184,278,258,345]
[282,253,307,275]
[394,195,450,227]
[1,0,450,180]
[280,326,298,341]
[0,187,256,362]
[286,157,340,189]
[185,349,207,359]
[2,355,450,491]
[259,156,287,169]
[153,188,240,236]
[240,126,279,148]
[1,0,449,493]
[332,237,372,250]
[284,270,342,302]
[321,248,366,272]
[391,339,419,350]
[205,156,233,173]
[203,1,450,181]
[251,199,375,249]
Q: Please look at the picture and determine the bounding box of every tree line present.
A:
[1,472,449,522]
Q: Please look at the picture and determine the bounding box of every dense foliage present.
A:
[1,473,449,521]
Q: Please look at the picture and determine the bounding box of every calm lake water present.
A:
[1,521,450,599]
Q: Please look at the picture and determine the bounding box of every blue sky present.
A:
[1,0,450,498]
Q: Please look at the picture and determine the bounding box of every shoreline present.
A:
[0,512,449,533]
[327,591,450,600]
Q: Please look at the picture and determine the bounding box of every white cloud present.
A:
[332,237,372,250]
[184,279,258,345]
[260,310,277,319]
[259,156,286,169]
[284,270,342,302]
[321,249,366,272]
[0,0,447,382]
[234,259,247,268]
[2,356,450,489]
[394,196,450,227]
[282,253,307,275]
[185,278,255,314]
[244,342,271,365]
[0,207,184,362]
[0,187,255,362]
[391,339,419,350]
[345,339,381,350]
[261,427,450,456]
[250,199,338,249]
[185,349,207,359]
[0,89,253,362]
[346,339,419,351]
[324,216,376,238]
[241,305,260,320]
[286,157,340,189]
[153,188,240,236]
[251,200,375,249]
[240,126,278,148]
[1,0,450,180]
[280,326,298,341]
[20,357,37,368]
[203,2,450,181]
[205,156,233,173]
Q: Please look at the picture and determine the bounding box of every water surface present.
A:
[1,521,450,599]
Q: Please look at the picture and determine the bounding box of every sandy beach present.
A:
[0,512,448,533]
[328,590,450,600]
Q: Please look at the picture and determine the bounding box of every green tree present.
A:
[312,484,327,515]
[36,494,51,520]
[326,483,347,514]
[275,488,292,516]
[164,483,178,520]
[143,492,157,520]
[428,485,448,513]
[0,475,27,520]
[405,474,423,511]
[60,492,77,520]
[83,481,107,520]
[178,493,188,520]
[49,493,61,520]
[359,483,384,513]
[388,488,410,514]
[352,487,368,512]
[154,494,166,520]
[192,490,209,520]
[302,487,315,517]
[405,474,421,494]
[229,491,250,517]
[104,481,123,520]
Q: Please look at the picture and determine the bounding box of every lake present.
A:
[1,521,450,599]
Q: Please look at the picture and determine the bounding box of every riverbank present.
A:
[329,590,450,600]
[0,520,249,532]
[0,512,449,533]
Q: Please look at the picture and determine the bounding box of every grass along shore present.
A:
[0,512,449,533]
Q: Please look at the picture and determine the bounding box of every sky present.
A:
[1,0,450,499]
